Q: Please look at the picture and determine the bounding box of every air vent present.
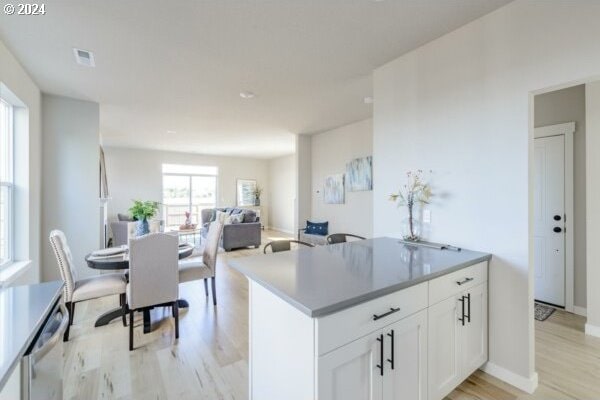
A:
[73,48,95,67]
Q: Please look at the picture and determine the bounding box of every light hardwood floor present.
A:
[64,230,600,399]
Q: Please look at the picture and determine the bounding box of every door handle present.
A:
[373,307,401,321]
[466,293,471,323]
[458,296,466,326]
[376,334,384,376]
[553,227,562,233]
[456,277,474,286]
[387,330,395,370]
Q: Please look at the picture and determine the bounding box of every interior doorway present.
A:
[533,123,574,309]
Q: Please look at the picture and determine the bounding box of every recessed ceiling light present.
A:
[73,48,95,67]
[364,96,374,104]
[166,130,176,134]
[240,91,256,99]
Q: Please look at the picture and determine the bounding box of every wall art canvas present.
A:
[346,156,373,191]
[324,174,345,204]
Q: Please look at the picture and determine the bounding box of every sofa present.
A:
[201,208,261,251]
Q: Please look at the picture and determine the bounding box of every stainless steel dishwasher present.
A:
[21,301,68,400]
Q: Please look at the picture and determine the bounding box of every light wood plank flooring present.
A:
[64,230,600,399]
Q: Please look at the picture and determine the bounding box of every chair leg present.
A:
[63,301,73,342]
[203,279,208,296]
[211,277,217,306]
[120,293,127,326]
[172,302,179,339]
[129,310,134,351]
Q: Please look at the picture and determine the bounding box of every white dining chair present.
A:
[49,230,127,341]
[178,220,224,306]
[127,233,180,351]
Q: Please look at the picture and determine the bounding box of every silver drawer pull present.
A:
[373,307,401,321]
[456,277,474,286]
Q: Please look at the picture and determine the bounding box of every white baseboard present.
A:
[481,362,538,394]
[585,323,600,337]
[268,227,294,235]
[573,306,587,317]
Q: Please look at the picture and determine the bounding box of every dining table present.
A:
[85,244,194,334]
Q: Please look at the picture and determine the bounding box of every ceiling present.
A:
[0,0,511,159]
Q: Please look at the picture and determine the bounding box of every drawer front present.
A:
[316,282,428,356]
[429,261,487,306]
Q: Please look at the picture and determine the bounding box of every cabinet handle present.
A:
[458,296,466,326]
[466,293,471,323]
[372,307,401,321]
[456,277,474,286]
[387,330,395,370]
[376,334,384,376]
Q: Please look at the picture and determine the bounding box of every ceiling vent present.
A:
[73,48,95,67]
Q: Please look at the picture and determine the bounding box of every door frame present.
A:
[534,122,575,312]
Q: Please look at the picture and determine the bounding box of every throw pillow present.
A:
[215,210,228,224]
[230,213,244,224]
[305,221,328,236]
[242,210,257,223]
[208,209,217,222]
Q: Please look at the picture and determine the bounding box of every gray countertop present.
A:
[229,237,491,317]
[0,280,63,391]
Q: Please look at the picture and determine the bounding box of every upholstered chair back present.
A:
[49,230,78,302]
[202,221,224,273]
[128,233,178,310]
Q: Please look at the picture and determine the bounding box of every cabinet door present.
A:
[318,332,384,400]
[428,296,461,400]
[383,309,428,400]
[461,283,488,379]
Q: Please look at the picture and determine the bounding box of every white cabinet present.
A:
[428,296,462,400]
[319,332,383,400]
[247,262,488,400]
[461,283,488,378]
[383,310,428,400]
[319,309,428,400]
[428,282,488,400]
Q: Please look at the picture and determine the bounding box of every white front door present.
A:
[534,135,565,307]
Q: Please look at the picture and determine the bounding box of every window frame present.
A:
[161,164,219,229]
[0,97,14,268]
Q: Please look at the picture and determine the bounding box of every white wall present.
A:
[103,147,271,227]
[268,155,295,233]
[0,39,41,285]
[42,94,100,281]
[295,135,312,232]
[586,81,600,333]
[534,85,586,309]
[373,0,600,391]
[311,119,373,238]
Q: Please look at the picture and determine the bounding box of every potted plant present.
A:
[253,185,263,206]
[389,170,432,241]
[128,200,160,236]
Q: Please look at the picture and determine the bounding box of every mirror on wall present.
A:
[237,179,257,206]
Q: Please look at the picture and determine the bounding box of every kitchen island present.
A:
[230,237,491,400]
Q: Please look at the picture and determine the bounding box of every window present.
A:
[0,98,13,266]
[162,164,218,229]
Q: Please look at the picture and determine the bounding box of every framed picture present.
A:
[346,156,373,191]
[324,174,345,204]
[237,179,257,206]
